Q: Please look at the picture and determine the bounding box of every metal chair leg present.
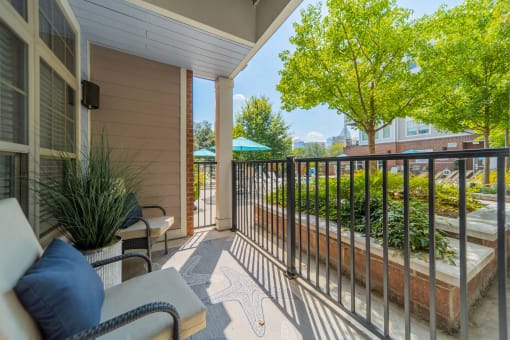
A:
[165,232,168,255]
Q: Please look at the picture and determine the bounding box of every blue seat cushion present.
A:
[122,192,143,228]
[14,238,104,340]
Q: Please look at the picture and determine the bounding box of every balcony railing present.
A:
[194,161,216,228]
[232,148,509,339]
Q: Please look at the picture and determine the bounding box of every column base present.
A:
[215,218,232,231]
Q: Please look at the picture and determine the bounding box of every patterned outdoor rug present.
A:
[155,231,365,340]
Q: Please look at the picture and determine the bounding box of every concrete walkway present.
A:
[144,230,463,339]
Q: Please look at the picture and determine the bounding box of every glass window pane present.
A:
[65,48,74,73]
[40,60,76,152]
[0,21,28,145]
[39,1,75,74]
[39,15,52,47]
[39,0,51,18]
[39,157,64,234]
[0,153,28,215]
[407,119,429,136]
[383,125,391,138]
[0,85,27,144]
[9,0,27,20]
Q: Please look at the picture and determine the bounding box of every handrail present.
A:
[232,147,509,163]
[231,149,509,339]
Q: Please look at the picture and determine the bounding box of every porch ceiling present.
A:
[69,0,301,80]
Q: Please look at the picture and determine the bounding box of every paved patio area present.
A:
[153,230,370,339]
[119,228,510,339]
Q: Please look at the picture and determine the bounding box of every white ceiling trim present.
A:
[125,0,256,48]
[229,0,302,79]
[70,0,253,79]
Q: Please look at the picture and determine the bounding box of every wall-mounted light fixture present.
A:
[81,80,100,109]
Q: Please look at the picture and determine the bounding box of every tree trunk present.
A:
[368,129,377,172]
[483,129,490,185]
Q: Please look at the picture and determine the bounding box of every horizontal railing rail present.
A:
[232,148,509,339]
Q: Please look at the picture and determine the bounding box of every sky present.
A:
[193,0,463,143]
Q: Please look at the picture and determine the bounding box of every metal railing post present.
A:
[286,156,297,278]
[497,155,507,339]
[231,161,237,232]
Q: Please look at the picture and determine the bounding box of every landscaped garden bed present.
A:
[251,170,504,332]
[254,204,495,332]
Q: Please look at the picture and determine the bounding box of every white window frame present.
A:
[0,0,80,235]
[405,118,431,137]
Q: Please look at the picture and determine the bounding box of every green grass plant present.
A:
[38,135,141,251]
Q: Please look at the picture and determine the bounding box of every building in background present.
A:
[293,139,306,149]
[344,118,480,172]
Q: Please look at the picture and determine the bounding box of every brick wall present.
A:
[344,135,480,172]
[253,204,495,331]
[186,70,194,236]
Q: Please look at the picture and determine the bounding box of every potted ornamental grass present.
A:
[38,135,141,287]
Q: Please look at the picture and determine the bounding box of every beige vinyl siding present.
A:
[90,44,181,230]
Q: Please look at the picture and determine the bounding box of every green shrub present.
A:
[408,175,482,216]
[194,172,205,200]
[38,135,141,251]
[267,170,464,261]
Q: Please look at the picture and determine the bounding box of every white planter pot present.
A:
[83,237,122,289]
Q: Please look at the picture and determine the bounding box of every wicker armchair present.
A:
[70,253,180,340]
[0,198,206,340]
[118,202,174,259]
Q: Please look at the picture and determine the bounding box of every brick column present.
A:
[186,70,194,236]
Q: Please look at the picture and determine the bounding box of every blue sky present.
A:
[193,0,462,143]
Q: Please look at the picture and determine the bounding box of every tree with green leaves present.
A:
[327,142,344,157]
[415,0,510,184]
[193,120,215,150]
[303,142,326,158]
[278,0,425,156]
[291,147,306,158]
[233,96,292,160]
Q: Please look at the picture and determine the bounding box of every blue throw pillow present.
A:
[14,238,104,340]
[122,192,143,228]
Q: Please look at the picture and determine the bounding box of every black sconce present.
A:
[81,80,100,109]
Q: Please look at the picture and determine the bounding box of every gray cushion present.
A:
[99,267,206,339]
[118,216,174,240]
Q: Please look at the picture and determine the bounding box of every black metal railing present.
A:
[194,161,216,228]
[232,148,509,339]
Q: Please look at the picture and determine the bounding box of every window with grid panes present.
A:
[37,2,77,234]
[39,0,76,74]
[40,60,76,152]
[0,21,28,145]
[0,20,28,213]
[406,119,430,136]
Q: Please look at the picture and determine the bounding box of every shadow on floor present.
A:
[145,230,369,339]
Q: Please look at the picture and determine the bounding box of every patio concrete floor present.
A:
[122,228,507,339]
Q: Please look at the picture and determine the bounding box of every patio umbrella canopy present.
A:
[401,149,419,154]
[232,137,271,151]
[210,137,271,152]
[193,149,216,157]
